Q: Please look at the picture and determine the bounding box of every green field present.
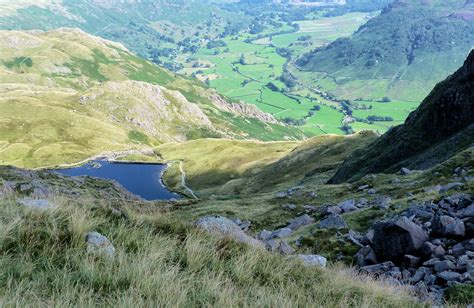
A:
[0,2,425,137]
[174,12,374,136]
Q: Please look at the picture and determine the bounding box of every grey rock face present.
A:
[86,232,115,259]
[459,204,474,218]
[195,216,264,248]
[404,255,421,268]
[319,214,348,230]
[367,188,377,195]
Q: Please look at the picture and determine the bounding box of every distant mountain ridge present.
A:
[329,49,474,183]
[296,0,474,101]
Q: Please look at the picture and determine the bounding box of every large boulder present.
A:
[287,214,314,230]
[195,216,264,248]
[319,214,348,230]
[356,246,378,266]
[372,217,428,263]
[338,199,357,213]
[271,228,293,239]
[86,232,115,259]
[432,215,465,238]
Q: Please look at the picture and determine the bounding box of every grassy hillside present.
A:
[155,131,377,196]
[0,29,304,168]
[0,180,417,306]
[0,1,385,136]
[330,49,474,183]
[295,0,474,102]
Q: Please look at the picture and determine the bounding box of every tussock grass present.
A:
[0,193,418,307]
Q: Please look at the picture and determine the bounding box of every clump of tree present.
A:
[206,40,227,49]
[266,82,280,92]
[276,47,293,59]
[298,35,311,41]
[341,124,354,135]
[238,54,247,65]
[282,117,306,126]
[249,21,264,34]
[340,100,353,116]
[279,72,296,88]
[367,115,394,122]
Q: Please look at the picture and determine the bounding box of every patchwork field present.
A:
[176,13,373,136]
[0,2,428,137]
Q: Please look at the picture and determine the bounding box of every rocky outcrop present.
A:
[210,94,278,124]
[355,194,474,302]
[196,215,327,267]
[80,81,215,142]
[330,50,474,183]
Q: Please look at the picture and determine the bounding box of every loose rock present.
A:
[195,216,264,248]
[86,232,115,259]
[293,254,327,268]
[319,214,348,230]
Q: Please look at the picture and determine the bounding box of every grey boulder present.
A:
[338,199,357,213]
[432,215,465,238]
[195,216,264,248]
[292,254,327,268]
[86,232,115,259]
[372,217,428,263]
[319,214,348,230]
[287,214,314,230]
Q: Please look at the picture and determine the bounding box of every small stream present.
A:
[54,160,181,201]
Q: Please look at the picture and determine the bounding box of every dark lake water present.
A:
[55,161,181,201]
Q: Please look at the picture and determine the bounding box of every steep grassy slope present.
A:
[0,179,417,306]
[296,0,474,101]
[0,29,304,168]
[330,50,474,183]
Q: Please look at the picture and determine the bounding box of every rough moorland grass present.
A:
[0,193,417,307]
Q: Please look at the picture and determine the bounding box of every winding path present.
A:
[168,160,198,199]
